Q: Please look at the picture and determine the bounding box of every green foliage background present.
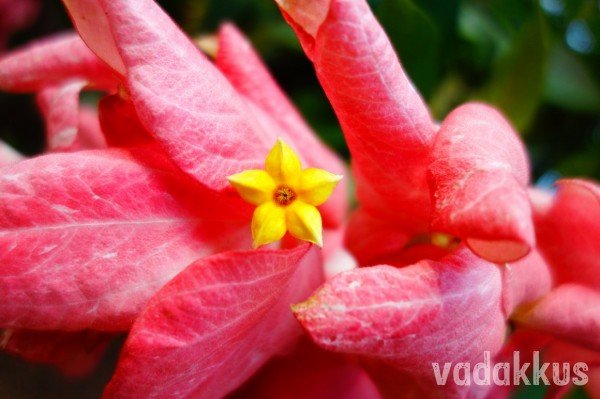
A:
[0,1,598,398]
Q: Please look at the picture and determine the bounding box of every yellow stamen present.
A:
[274,185,297,206]
[431,232,459,249]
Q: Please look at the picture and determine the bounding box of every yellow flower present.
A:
[228,139,343,248]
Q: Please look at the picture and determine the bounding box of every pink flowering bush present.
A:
[0,0,598,398]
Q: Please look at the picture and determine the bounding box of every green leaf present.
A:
[543,45,600,113]
[373,0,441,98]
[478,14,550,133]
[459,2,511,53]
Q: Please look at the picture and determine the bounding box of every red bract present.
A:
[275,0,599,396]
[0,0,348,395]
[515,180,600,351]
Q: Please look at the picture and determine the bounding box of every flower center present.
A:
[273,185,297,206]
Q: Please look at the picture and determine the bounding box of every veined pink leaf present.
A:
[215,23,348,228]
[277,0,437,223]
[0,140,23,166]
[534,179,600,289]
[77,105,107,149]
[1,328,114,377]
[514,284,600,352]
[37,79,87,152]
[104,244,323,399]
[428,103,533,263]
[230,338,381,399]
[0,148,251,331]
[0,32,117,92]
[63,0,276,191]
[293,246,505,397]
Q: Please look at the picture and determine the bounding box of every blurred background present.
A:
[0,0,598,398]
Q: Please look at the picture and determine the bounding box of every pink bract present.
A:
[275,0,600,397]
[0,0,348,395]
[278,0,535,263]
[0,0,598,397]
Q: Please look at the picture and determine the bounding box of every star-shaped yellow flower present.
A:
[228,139,343,248]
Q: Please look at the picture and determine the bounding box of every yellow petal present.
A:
[285,201,323,247]
[252,202,287,248]
[228,170,276,206]
[298,167,343,206]
[265,138,302,185]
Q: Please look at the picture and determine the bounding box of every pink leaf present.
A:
[0,32,117,92]
[98,94,154,147]
[0,148,251,331]
[230,338,381,399]
[278,0,437,222]
[534,179,600,289]
[501,249,552,316]
[104,244,323,399]
[37,79,87,152]
[216,23,348,227]
[62,0,125,74]
[515,179,600,357]
[344,207,414,266]
[63,0,276,191]
[293,246,506,397]
[0,140,23,166]
[514,284,600,352]
[428,103,533,263]
[77,105,107,149]
[1,328,114,377]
